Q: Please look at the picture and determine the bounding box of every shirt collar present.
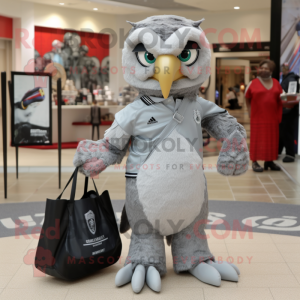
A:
[146,95,174,103]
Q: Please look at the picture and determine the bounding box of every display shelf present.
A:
[72,121,113,126]
[52,105,125,109]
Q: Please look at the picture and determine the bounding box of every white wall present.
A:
[21,2,35,72]
[33,3,117,32]
[0,0,22,18]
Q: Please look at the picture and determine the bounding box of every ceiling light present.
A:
[93,8,98,10]
[234,6,240,9]
[59,3,64,5]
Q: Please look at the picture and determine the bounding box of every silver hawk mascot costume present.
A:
[74,15,249,293]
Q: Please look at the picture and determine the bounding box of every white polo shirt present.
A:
[108,95,225,177]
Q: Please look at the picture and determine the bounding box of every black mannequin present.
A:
[91,100,101,140]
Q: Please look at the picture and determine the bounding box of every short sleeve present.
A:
[104,120,131,150]
[245,81,252,99]
[277,79,283,94]
[196,97,226,120]
[114,100,144,136]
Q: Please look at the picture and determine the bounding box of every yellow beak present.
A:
[152,55,184,99]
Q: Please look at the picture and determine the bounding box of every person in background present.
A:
[91,99,101,140]
[245,59,283,172]
[220,77,223,106]
[226,87,239,110]
[278,63,299,163]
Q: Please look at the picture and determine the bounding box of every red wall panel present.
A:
[0,15,13,39]
[34,26,109,63]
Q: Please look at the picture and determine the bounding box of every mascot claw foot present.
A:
[115,263,133,287]
[115,263,161,293]
[189,262,221,286]
[146,266,161,292]
[207,261,239,282]
[189,261,240,286]
[131,265,146,293]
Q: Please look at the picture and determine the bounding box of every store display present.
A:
[34,27,109,91]
[73,15,249,294]
[118,85,139,105]
[11,72,52,146]
[44,61,66,91]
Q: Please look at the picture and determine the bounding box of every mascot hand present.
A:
[73,139,108,177]
[217,129,249,176]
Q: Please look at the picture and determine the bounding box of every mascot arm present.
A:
[73,120,130,177]
[201,112,249,176]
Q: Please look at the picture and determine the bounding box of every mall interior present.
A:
[0,0,300,299]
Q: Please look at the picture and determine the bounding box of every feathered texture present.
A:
[136,129,206,236]
[127,15,202,41]
[73,139,130,177]
[171,176,214,273]
[201,112,247,141]
[124,178,167,276]
[201,112,249,176]
[136,84,201,98]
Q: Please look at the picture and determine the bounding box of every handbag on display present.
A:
[35,167,122,280]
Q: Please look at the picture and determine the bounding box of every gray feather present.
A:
[192,18,205,28]
[128,15,203,41]
[127,21,137,28]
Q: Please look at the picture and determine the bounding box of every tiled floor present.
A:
[1,156,299,204]
[0,230,300,299]
[1,148,300,299]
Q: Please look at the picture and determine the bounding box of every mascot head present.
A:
[122,15,211,99]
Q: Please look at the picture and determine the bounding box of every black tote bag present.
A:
[35,168,122,280]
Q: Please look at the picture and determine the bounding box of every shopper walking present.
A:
[226,87,240,110]
[278,63,299,163]
[245,60,283,172]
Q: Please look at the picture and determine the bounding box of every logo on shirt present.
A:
[147,117,158,124]
[194,110,201,124]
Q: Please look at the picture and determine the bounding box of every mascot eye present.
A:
[136,51,156,67]
[178,49,199,66]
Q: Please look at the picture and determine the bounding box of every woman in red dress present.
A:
[245,60,283,172]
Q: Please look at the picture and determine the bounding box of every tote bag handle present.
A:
[84,176,99,195]
[57,168,99,202]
